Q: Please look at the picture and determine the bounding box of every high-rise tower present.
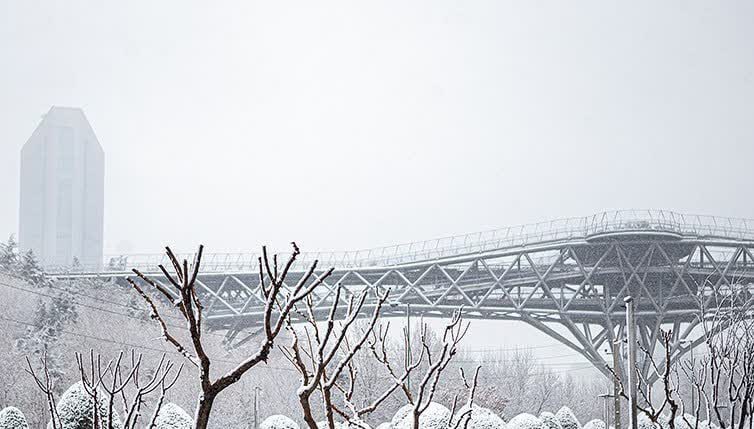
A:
[19,106,104,269]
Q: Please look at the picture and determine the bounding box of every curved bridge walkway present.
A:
[50,210,754,381]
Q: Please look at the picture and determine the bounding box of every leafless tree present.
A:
[279,285,390,429]
[27,349,182,429]
[442,365,482,429]
[683,287,754,429]
[24,352,61,429]
[608,329,681,429]
[128,243,333,429]
[368,311,470,429]
[75,349,183,429]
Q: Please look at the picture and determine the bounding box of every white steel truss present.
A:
[52,211,754,383]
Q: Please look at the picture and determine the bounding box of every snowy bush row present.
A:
[0,381,193,429]
[260,403,606,429]
[638,412,721,429]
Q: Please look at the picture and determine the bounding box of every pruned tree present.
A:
[75,350,183,429]
[447,366,482,429]
[26,349,182,429]
[278,284,390,429]
[128,243,334,429]
[370,310,470,429]
[607,329,681,429]
[332,320,427,425]
[683,288,754,429]
[24,353,60,429]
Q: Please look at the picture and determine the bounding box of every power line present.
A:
[0,312,297,372]
[0,279,226,338]
[461,343,568,353]
[457,351,583,362]
[0,279,299,371]
[4,279,575,354]
[0,279,598,374]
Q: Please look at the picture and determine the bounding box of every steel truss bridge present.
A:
[50,210,754,381]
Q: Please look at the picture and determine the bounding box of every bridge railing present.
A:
[45,210,754,274]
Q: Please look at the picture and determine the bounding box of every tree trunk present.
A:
[195,393,217,429]
[299,393,318,429]
[323,387,336,429]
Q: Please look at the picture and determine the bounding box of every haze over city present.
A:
[2,1,753,256]
[1,2,754,429]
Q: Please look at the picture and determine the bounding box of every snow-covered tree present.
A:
[154,403,193,429]
[555,407,580,429]
[539,412,562,429]
[453,405,506,429]
[130,244,334,429]
[16,289,78,392]
[507,414,544,429]
[51,382,123,429]
[17,250,48,287]
[582,420,605,429]
[392,403,451,429]
[261,415,300,429]
[0,235,19,273]
[0,407,29,429]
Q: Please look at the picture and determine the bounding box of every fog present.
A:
[2,1,753,256]
[1,4,754,426]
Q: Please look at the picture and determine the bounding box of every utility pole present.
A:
[625,296,638,429]
[253,386,261,429]
[613,339,622,429]
[406,303,411,393]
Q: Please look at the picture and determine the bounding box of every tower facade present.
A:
[19,106,104,269]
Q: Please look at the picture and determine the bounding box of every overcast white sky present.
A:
[2,1,753,257]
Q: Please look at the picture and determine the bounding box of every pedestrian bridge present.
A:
[49,210,754,380]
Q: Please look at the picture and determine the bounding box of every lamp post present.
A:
[625,296,638,429]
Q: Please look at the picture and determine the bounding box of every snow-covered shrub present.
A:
[452,405,506,429]
[655,414,671,429]
[539,412,562,429]
[555,407,580,429]
[0,407,28,429]
[507,414,544,429]
[673,414,719,429]
[261,415,300,429]
[582,420,605,429]
[637,413,660,429]
[392,403,451,429]
[51,382,123,429]
[154,403,193,429]
[317,420,370,429]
